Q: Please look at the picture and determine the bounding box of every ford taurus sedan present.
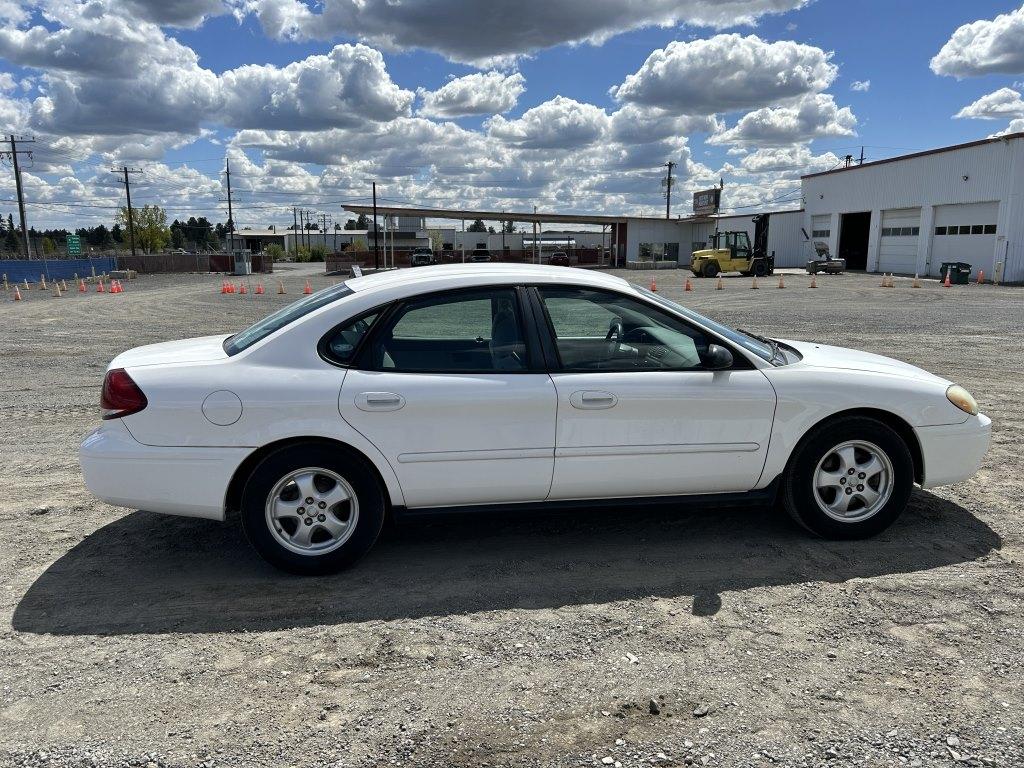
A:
[80,265,991,574]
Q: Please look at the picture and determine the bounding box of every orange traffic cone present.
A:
[40,275,47,290]
[977,270,984,285]
[22,278,29,290]
[809,274,818,288]
[52,282,62,297]
[13,286,22,301]
[255,281,265,295]
[912,273,921,288]
[750,276,759,290]
[239,283,248,295]
[943,269,952,288]
[96,279,105,293]
[277,280,286,295]
[684,276,693,292]
[716,275,724,291]
[777,274,786,289]
[78,279,86,293]
[303,279,313,295]
[114,280,123,293]
[649,278,657,292]
[60,279,68,292]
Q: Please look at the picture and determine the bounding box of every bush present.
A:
[309,244,328,262]
[265,243,284,261]
[293,245,311,262]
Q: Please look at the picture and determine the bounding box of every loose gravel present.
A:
[1,264,1021,767]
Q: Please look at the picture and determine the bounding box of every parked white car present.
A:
[81,265,990,574]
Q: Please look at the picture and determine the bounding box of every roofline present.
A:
[679,207,804,222]
[341,204,679,225]
[802,132,1024,179]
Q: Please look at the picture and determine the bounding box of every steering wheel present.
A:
[603,316,625,361]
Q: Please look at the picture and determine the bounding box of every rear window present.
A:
[224,282,353,356]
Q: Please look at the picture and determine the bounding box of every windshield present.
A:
[224,281,353,356]
[635,286,778,363]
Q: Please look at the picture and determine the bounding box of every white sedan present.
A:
[80,265,991,574]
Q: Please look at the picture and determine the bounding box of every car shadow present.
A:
[13,491,1000,636]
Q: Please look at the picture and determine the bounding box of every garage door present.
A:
[931,202,999,277]
[878,208,920,274]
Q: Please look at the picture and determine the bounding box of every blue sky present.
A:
[1,0,1023,229]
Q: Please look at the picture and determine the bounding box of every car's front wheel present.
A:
[240,443,385,574]
[781,416,913,539]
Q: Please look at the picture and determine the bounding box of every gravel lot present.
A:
[1,264,1022,768]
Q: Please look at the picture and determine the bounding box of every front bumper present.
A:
[79,420,249,520]
[915,413,992,489]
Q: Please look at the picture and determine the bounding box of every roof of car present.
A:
[345,263,631,294]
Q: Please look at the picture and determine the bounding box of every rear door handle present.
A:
[570,390,618,410]
[355,392,406,412]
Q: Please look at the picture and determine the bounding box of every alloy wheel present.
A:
[264,467,359,556]
[812,440,894,523]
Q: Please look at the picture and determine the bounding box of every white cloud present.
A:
[486,96,610,150]
[611,34,837,115]
[736,145,840,175]
[850,80,870,92]
[418,72,525,118]
[608,104,720,144]
[931,4,1024,78]
[708,93,857,146]
[219,45,414,129]
[954,87,1024,119]
[243,0,809,65]
[988,117,1024,137]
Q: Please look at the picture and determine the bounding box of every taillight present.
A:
[100,368,148,420]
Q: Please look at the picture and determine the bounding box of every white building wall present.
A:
[625,218,686,262]
[802,135,1024,281]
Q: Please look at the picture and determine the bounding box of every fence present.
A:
[0,256,117,283]
[326,247,611,272]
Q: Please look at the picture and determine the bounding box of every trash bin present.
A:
[940,261,971,284]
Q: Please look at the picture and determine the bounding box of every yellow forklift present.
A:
[690,213,775,278]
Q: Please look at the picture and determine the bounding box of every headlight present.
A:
[946,385,979,416]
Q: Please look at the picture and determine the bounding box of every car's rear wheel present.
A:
[781,416,913,539]
[241,443,385,574]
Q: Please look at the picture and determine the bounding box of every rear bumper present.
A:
[916,413,991,489]
[79,421,248,520]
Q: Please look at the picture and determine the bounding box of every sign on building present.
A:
[66,233,82,257]
[693,188,721,216]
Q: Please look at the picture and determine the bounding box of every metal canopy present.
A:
[341,204,671,225]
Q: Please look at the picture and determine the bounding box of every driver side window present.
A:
[538,287,711,372]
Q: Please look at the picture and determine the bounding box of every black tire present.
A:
[781,416,913,539]
[240,443,386,575]
[702,261,720,278]
[753,260,767,277]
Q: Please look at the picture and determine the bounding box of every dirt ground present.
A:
[1,264,1022,768]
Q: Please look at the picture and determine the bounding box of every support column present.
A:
[916,205,935,276]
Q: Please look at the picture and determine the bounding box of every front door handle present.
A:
[570,390,618,410]
[355,392,406,412]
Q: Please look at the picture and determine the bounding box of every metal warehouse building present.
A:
[802,132,1024,282]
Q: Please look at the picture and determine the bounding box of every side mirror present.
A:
[702,343,733,370]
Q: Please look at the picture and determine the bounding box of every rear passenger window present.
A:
[323,312,380,364]
[368,289,527,372]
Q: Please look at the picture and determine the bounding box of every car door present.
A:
[337,286,556,508]
[532,286,776,501]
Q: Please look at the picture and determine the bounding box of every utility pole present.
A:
[663,160,676,220]
[292,207,298,254]
[858,146,865,165]
[113,165,142,257]
[2,135,35,258]
[372,182,380,269]
[224,157,234,252]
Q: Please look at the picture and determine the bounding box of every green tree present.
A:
[111,223,124,244]
[41,236,56,254]
[427,229,444,252]
[467,219,488,233]
[501,220,516,233]
[118,204,170,253]
[265,243,284,261]
[344,214,370,230]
